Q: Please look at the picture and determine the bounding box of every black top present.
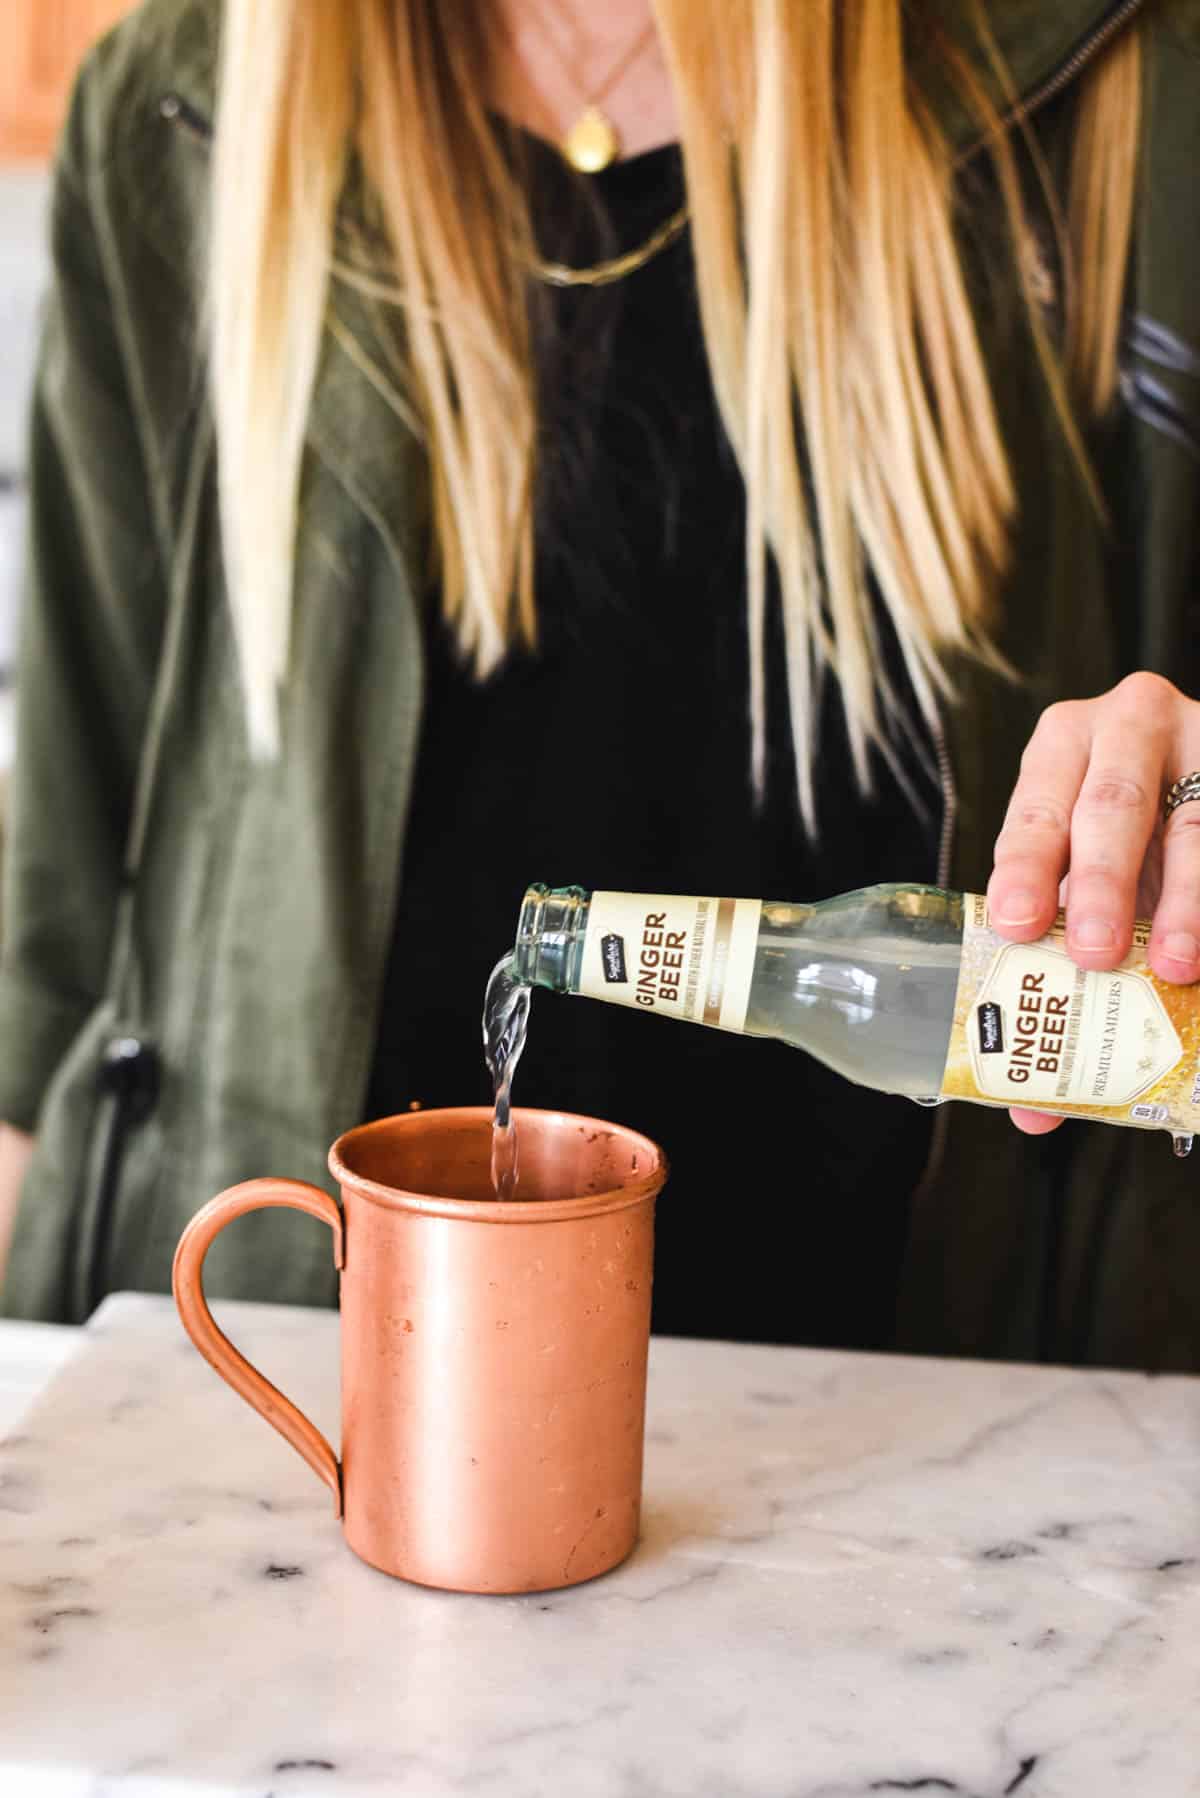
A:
[365,135,941,1350]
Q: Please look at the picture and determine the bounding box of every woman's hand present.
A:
[986,672,1200,1137]
[0,1122,34,1289]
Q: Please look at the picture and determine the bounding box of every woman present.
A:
[0,0,1197,1365]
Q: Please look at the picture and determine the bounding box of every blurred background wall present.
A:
[0,165,50,762]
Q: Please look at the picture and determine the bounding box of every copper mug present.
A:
[172,1107,666,1593]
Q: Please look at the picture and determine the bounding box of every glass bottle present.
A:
[511,883,1199,1151]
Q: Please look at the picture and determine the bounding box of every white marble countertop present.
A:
[0,1315,80,1438]
[1,1292,1198,1798]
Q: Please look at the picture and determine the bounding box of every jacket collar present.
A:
[915,0,1145,157]
[160,0,218,134]
[163,0,1142,158]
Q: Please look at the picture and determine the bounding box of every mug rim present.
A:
[329,1105,668,1223]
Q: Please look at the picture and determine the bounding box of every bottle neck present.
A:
[513,885,591,993]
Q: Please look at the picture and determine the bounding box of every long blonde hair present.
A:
[210,0,1142,816]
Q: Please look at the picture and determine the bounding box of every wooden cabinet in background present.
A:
[0,0,136,159]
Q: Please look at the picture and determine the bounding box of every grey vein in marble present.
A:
[1,1293,1198,1798]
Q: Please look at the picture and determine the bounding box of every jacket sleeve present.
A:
[0,77,166,1131]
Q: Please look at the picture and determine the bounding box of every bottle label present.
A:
[579,892,761,1033]
[941,894,1200,1129]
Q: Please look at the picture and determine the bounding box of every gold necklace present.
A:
[526,201,690,288]
[534,13,659,173]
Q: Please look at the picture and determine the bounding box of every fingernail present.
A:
[1161,932,1200,966]
[1073,916,1116,951]
[993,890,1040,926]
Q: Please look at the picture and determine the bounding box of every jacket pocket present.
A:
[0,1004,159,1323]
[79,1034,161,1316]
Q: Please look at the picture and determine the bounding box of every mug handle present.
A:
[171,1178,346,1517]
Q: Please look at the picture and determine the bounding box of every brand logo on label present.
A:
[601,934,628,984]
[977,1001,1005,1055]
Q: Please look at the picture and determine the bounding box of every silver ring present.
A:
[1164,771,1200,819]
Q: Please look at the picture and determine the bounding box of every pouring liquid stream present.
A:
[483,954,532,1200]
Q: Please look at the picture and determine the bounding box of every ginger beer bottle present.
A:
[511,884,1200,1153]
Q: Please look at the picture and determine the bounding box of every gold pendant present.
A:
[563,105,619,173]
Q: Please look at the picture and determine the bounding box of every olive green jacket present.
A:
[2,0,1198,1365]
